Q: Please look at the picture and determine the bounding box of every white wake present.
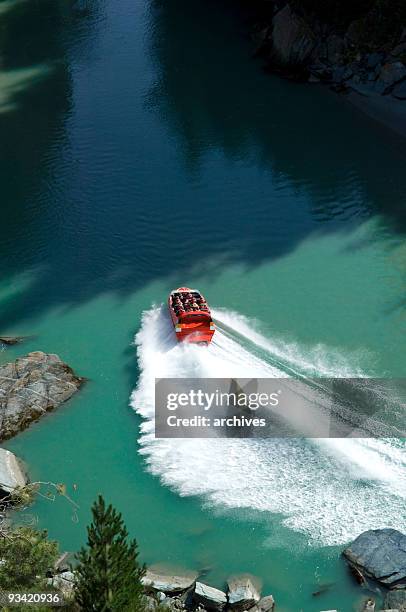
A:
[130,306,406,546]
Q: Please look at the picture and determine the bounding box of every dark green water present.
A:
[1,0,405,610]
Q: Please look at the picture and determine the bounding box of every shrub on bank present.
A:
[0,526,59,592]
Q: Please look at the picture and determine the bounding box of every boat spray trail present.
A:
[130,306,406,547]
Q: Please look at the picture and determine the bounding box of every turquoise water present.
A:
[1,0,406,609]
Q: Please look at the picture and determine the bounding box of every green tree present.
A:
[74,496,146,611]
[0,526,59,591]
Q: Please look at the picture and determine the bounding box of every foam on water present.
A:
[130,306,406,546]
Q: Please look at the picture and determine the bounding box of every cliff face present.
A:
[251,1,406,100]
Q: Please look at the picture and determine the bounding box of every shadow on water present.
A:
[0,0,405,328]
[149,0,406,230]
[0,0,91,231]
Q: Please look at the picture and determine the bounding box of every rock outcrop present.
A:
[343,529,406,589]
[249,595,275,612]
[270,4,316,68]
[251,2,406,108]
[0,352,84,441]
[142,568,198,595]
[0,448,27,494]
[227,575,261,610]
[0,336,26,346]
[140,571,276,612]
[47,570,75,600]
[194,582,227,611]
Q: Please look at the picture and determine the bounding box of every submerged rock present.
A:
[194,582,227,611]
[343,529,406,589]
[384,588,406,611]
[0,352,84,441]
[142,568,198,594]
[0,448,27,494]
[0,336,26,346]
[227,575,261,610]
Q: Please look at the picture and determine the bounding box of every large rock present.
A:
[193,582,227,611]
[343,529,406,589]
[248,595,275,612]
[142,568,198,594]
[378,62,406,89]
[362,599,375,611]
[0,352,84,441]
[271,4,316,67]
[47,570,75,599]
[0,448,27,493]
[384,588,406,611]
[392,80,406,100]
[227,575,261,610]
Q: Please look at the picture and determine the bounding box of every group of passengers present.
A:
[172,292,209,316]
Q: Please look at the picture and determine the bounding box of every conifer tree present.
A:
[74,495,146,611]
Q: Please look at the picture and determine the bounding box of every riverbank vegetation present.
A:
[75,495,145,611]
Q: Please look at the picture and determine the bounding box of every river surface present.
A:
[1,0,406,609]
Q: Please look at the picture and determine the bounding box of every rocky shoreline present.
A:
[138,529,406,611]
[0,351,84,442]
[248,1,406,137]
[0,349,404,610]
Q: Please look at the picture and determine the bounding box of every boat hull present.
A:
[168,287,215,344]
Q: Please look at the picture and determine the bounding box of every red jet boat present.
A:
[168,287,215,344]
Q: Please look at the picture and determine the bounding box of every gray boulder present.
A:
[0,448,27,494]
[0,352,84,441]
[248,595,275,612]
[54,551,74,574]
[378,62,406,89]
[193,582,227,611]
[47,570,75,599]
[384,589,406,611]
[143,595,158,611]
[227,575,261,610]
[161,597,187,611]
[343,529,406,588]
[142,568,198,594]
[392,80,406,100]
[271,4,316,67]
[362,598,375,611]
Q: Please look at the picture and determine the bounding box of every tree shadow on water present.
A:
[0,0,406,329]
[148,0,406,232]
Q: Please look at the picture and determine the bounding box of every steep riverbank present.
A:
[1,0,405,609]
[244,1,406,137]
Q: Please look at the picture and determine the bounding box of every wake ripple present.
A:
[130,306,406,546]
